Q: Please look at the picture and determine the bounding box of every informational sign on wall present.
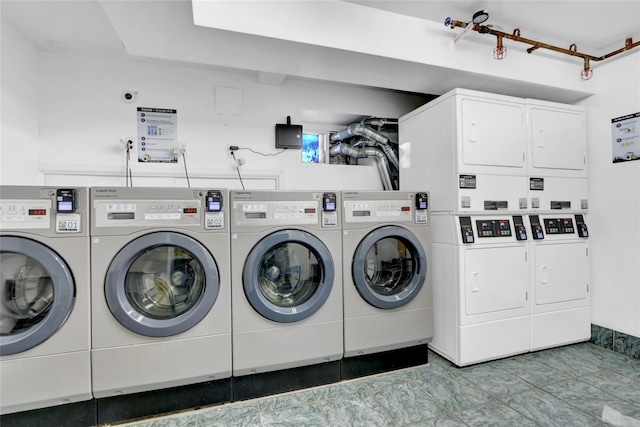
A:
[612,112,640,163]
[137,107,178,163]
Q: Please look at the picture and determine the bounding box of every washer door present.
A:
[352,226,427,309]
[0,236,74,356]
[243,229,334,323]
[105,232,219,337]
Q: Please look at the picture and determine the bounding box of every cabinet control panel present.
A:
[543,218,575,234]
[475,219,512,237]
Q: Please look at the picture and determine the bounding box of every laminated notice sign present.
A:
[612,112,640,163]
[137,108,178,163]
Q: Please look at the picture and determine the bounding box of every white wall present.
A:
[1,19,429,190]
[579,52,640,337]
[0,20,43,185]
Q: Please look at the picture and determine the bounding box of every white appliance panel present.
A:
[464,246,528,315]
[529,105,586,172]
[534,242,589,305]
[460,98,526,170]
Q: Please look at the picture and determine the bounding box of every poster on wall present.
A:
[137,107,178,163]
[612,112,640,163]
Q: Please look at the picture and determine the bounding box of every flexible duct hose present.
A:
[329,144,394,190]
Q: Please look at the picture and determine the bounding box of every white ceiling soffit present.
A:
[2,0,127,58]
[94,0,597,102]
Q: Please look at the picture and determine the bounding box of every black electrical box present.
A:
[275,116,302,149]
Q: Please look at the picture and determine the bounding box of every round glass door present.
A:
[243,229,334,323]
[352,226,427,309]
[105,232,219,337]
[0,236,74,356]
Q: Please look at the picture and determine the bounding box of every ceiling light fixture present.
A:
[445,11,640,80]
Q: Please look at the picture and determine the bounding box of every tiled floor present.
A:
[113,343,640,427]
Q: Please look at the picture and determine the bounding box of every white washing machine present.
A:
[528,213,590,351]
[90,187,231,407]
[230,190,342,398]
[341,191,432,377]
[0,187,91,416]
[430,213,531,366]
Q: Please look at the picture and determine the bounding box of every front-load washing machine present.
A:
[90,187,231,424]
[0,186,93,424]
[341,191,432,379]
[230,190,342,400]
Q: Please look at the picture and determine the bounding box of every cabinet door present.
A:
[534,242,589,305]
[460,98,526,169]
[530,107,586,171]
[464,246,528,315]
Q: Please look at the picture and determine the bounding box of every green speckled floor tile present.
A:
[371,380,450,425]
[542,378,640,421]
[459,365,533,397]
[259,403,328,427]
[455,401,537,427]
[317,389,395,427]
[197,402,260,427]
[417,372,492,412]
[503,389,600,427]
[257,390,316,413]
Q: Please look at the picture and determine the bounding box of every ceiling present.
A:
[2,0,639,102]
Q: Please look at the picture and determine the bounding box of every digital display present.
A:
[57,201,74,212]
[304,208,316,214]
[29,209,47,216]
[401,206,411,212]
[208,201,221,211]
[183,207,198,214]
[325,202,335,211]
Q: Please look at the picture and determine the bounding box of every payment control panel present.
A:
[460,216,527,244]
[476,219,512,238]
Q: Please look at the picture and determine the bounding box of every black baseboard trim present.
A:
[232,361,341,401]
[96,378,232,425]
[341,344,429,380]
[0,399,96,427]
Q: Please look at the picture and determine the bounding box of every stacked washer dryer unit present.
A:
[526,99,590,351]
[230,190,342,400]
[400,89,533,366]
[341,190,432,379]
[0,187,92,422]
[399,88,590,366]
[90,187,231,424]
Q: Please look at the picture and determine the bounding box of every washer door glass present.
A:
[352,226,427,309]
[0,236,74,356]
[105,232,219,337]
[244,229,334,323]
[125,246,205,319]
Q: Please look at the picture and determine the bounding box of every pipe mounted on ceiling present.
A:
[445,11,640,80]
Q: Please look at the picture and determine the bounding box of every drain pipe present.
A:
[329,144,394,190]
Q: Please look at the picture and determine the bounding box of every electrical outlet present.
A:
[228,145,238,158]
[172,145,186,155]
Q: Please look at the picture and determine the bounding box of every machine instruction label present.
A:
[56,214,81,233]
[459,175,476,189]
